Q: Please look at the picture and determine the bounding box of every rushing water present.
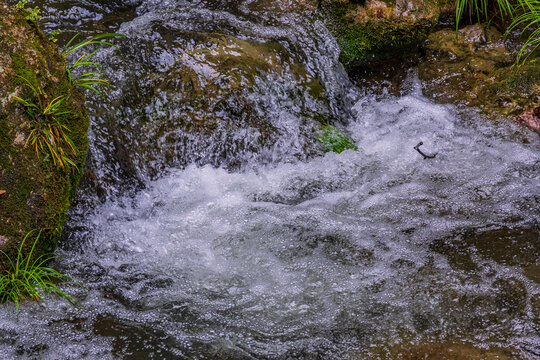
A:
[2,0,539,358]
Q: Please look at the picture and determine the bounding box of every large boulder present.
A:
[91,33,334,183]
[0,3,89,266]
[321,0,453,67]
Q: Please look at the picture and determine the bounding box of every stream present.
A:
[1,0,539,358]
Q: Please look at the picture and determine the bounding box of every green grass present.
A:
[12,32,126,169]
[62,33,125,99]
[0,230,79,314]
[455,0,513,30]
[316,125,357,154]
[508,0,540,65]
[12,76,79,170]
[455,0,539,66]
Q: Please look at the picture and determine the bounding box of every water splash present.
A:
[1,77,538,358]
[2,0,538,358]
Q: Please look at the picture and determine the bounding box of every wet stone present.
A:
[360,341,526,359]
[430,226,540,282]
[418,24,540,122]
[91,33,334,184]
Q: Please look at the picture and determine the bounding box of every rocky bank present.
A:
[0,3,89,267]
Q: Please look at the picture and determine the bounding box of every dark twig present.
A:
[414,141,437,159]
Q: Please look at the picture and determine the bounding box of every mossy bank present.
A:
[0,3,89,269]
[321,0,454,67]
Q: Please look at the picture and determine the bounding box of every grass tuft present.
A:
[62,33,125,99]
[508,0,540,65]
[0,230,80,314]
[12,76,79,170]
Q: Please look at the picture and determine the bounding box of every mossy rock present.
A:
[0,3,89,268]
[98,33,332,177]
[418,24,540,120]
[321,0,452,67]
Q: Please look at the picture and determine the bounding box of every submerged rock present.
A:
[240,0,318,18]
[418,24,540,129]
[431,226,540,283]
[361,341,527,359]
[321,0,452,67]
[0,3,89,266]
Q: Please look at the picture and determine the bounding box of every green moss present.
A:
[325,2,437,66]
[0,6,89,269]
[0,114,10,151]
[307,79,326,99]
[505,64,540,92]
[11,52,39,87]
[338,18,435,65]
[316,125,357,153]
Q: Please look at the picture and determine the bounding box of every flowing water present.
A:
[1,0,539,359]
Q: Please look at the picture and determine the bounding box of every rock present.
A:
[97,33,331,179]
[361,341,526,359]
[321,0,453,67]
[240,0,318,18]
[418,24,540,126]
[0,3,89,267]
[430,226,540,283]
[532,293,540,329]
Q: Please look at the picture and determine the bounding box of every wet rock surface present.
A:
[103,34,331,179]
[362,341,527,359]
[418,24,540,129]
[0,3,89,266]
[68,0,355,199]
[431,226,539,281]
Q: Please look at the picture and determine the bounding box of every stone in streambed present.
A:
[106,33,334,177]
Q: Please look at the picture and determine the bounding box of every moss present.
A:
[315,125,357,153]
[0,4,89,269]
[338,15,434,65]
[505,64,540,92]
[323,0,439,67]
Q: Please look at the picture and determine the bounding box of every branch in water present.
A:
[414,141,437,159]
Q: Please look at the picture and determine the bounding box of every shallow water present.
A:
[1,0,539,358]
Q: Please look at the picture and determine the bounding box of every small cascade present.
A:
[0,0,538,359]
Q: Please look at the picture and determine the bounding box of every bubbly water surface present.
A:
[1,0,539,358]
[1,79,538,359]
